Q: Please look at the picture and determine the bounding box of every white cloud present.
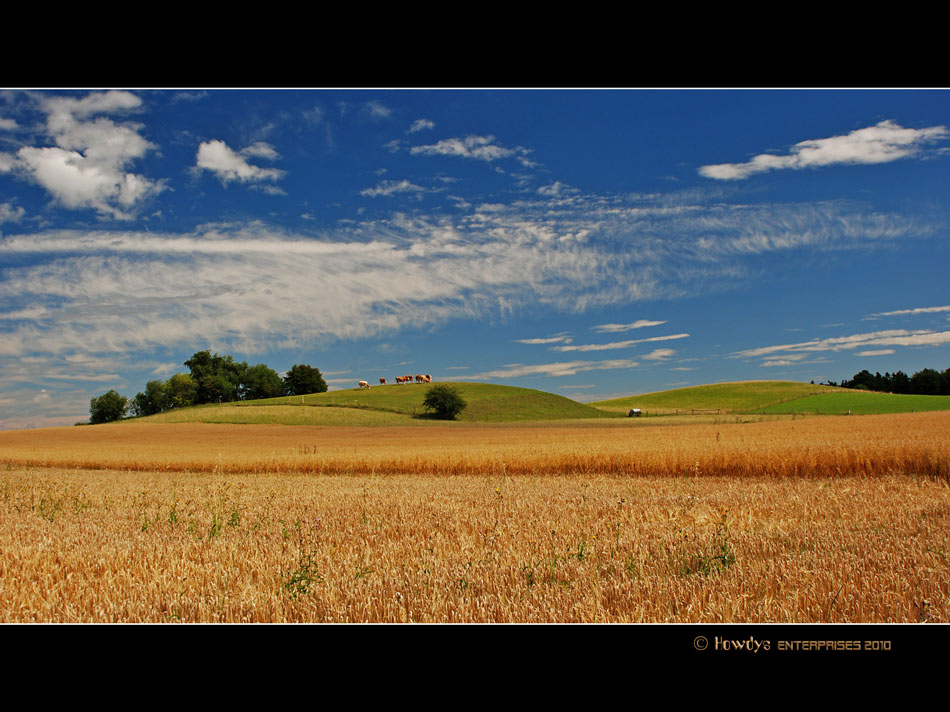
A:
[735,329,950,359]
[409,119,434,133]
[514,335,573,344]
[195,140,286,185]
[538,181,578,197]
[0,192,940,369]
[642,348,676,360]
[8,90,165,219]
[0,117,18,130]
[700,120,949,180]
[241,141,281,161]
[868,305,950,318]
[0,202,24,224]
[364,101,392,120]
[360,179,427,198]
[592,319,667,333]
[457,359,640,379]
[857,349,896,356]
[410,135,533,165]
[552,333,689,352]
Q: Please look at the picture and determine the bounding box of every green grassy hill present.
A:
[752,391,950,415]
[590,381,848,414]
[136,382,617,425]
[590,380,950,416]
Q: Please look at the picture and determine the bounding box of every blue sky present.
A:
[1,88,949,429]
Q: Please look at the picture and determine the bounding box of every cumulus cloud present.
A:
[0,202,24,224]
[7,90,165,219]
[537,181,578,197]
[0,117,18,130]
[700,120,949,180]
[195,140,286,185]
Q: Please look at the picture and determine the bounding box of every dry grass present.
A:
[0,467,946,623]
[1,410,948,623]
[2,411,948,479]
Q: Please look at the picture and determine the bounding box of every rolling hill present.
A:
[135,382,618,425]
[590,381,852,414]
[590,380,950,415]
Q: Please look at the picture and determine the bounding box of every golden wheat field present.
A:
[1,411,948,623]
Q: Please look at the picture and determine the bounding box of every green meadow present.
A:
[752,391,950,415]
[590,381,844,414]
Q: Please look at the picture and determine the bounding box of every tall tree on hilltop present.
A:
[184,350,248,404]
[283,364,328,396]
[242,363,285,400]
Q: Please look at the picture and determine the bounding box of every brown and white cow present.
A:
[423,374,432,382]
[379,378,387,385]
[358,381,370,389]
[415,374,426,383]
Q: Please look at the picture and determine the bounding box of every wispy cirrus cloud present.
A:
[641,348,676,360]
[552,333,689,352]
[363,101,392,120]
[514,334,573,345]
[866,305,950,318]
[592,319,667,333]
[410,135,535,166]
[360,179,429,198]
[0,191,941,368]
[700,120,949,180]
[734,329,950,360]
[456,358,640,379]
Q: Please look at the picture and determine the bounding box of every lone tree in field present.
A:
[422,384,467,420]
[89,390,129,424]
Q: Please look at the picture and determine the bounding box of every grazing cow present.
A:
[415,374,425,383]
[358,381,370,389]
[424,374,432,383]
[404,374,413,383]
[379,378,387,385]
[395,376,407,384]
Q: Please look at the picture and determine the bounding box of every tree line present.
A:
[88,351,328,424]
[824,366,950,396]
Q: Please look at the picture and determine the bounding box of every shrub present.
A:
[422,384,467,420]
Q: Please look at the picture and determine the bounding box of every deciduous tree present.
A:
[283,363,328,396]
[90,390,128,424]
